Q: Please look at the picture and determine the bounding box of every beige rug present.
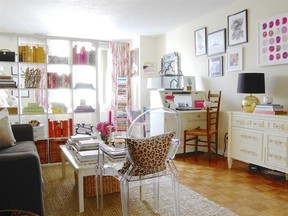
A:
[42,165,237,216]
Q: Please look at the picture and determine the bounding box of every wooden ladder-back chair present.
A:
[183,90,221,160]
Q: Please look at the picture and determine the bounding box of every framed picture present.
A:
[130,48,139,75]
[207,29,226,56]
[227,47,243,71]
[258,12,288,66]
[142,61,155,73]
[208,56,223,77]
[227,9,248,46]
[194,27,207,56]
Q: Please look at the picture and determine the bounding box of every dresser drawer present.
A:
[265,149,287,169]
[232,116,264,130]
[232,128,263,162]
[266,134,288,152]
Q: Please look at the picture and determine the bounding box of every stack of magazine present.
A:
[254,104,287,115]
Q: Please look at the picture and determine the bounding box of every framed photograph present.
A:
[227,9,248,46]
[195,27,207,56]
[227,47,243,71]
[258,12,288,66]
[11,89,29,98]
[207,29,226,56]
[208,56,223,77]
[130,48,139,75]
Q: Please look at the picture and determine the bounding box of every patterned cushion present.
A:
[119,132,175,176]
[0,108,16,149]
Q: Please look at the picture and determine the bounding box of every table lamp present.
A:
[237,73,265,112]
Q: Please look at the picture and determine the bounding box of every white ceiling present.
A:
[0,0,237,41]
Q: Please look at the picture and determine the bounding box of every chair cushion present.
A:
[119,131,175,176]
[0,108,16,149]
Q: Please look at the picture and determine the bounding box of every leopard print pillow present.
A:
[119,132,175,176]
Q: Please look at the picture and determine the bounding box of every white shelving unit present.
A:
[0,34,100,163]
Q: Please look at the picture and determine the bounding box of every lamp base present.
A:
[242,95,260,112]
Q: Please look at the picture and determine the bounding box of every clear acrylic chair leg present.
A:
[121,180,129,216]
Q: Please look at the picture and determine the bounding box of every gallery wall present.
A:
[156,0,288,154]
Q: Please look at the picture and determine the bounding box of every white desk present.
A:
[60,145,96,213]
[227,111,288,180]
[150,110,206,153]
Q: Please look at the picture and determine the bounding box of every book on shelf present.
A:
[254,109,287,115]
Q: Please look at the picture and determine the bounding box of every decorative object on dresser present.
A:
[183,91,221,161]
[237,73,265,112]
[254,103,287,115]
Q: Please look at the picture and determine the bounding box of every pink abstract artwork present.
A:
[259,13,288,66]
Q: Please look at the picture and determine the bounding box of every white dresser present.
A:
[227,111,288,179]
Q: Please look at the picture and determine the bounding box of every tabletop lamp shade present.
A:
[237,73,265,112]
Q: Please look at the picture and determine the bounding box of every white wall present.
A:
[155,0,288,154]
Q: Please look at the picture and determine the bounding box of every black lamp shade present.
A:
[237,73,265,94]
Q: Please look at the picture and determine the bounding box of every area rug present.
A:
[42,165,237,216]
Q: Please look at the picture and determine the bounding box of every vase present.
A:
[100,135,109,144]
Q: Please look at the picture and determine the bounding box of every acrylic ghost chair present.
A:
[125,106,149,138]
[96,107,180,216]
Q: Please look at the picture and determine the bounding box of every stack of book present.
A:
[99,142,126,162]
[0,75,17,88]
[66,134,94,149]
[254,104,287,115]
[73,139,102,151]
[76,150,98,164]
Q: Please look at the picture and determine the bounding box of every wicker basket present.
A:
[74,173,120,198]
[35,139,48,164]
[49,139,67,163]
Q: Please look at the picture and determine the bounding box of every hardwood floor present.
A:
[174,152,288,216]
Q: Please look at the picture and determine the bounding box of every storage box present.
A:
[74,173,120,198]
[0,49,15,62]
[33,124,45,141]
[35,140,48,164]
[0,107,18,114]
[49,139,67,163]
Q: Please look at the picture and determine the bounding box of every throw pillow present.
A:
[0,108,16,149]
[119,131,175,176]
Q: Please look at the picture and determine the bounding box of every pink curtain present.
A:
[109,42,131,130]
